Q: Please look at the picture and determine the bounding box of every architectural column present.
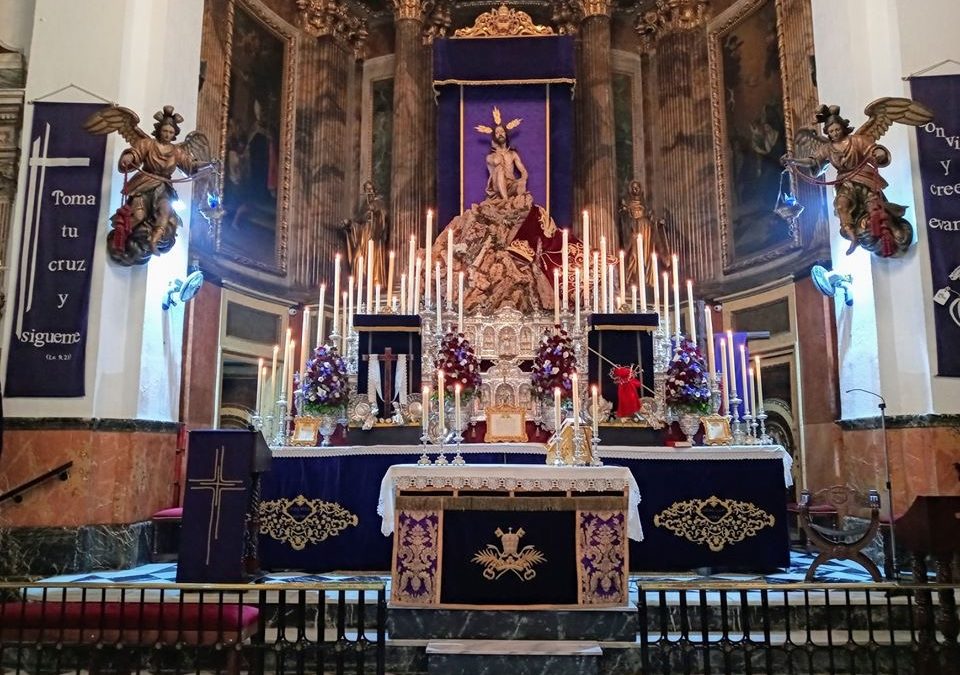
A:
[296,0,367,288]
[636,1,715,282]
[389,0,431,271]
[575,0,619,249]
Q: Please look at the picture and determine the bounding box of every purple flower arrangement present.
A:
[530,328,577,399]
[436,331,481,397]
[665,337,711,414]
[299,344,349,415]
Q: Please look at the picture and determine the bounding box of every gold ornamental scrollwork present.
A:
[577,0,612,19]
[295,0,368,56]
[392,0,424,21]
[455,4,555,37]
[472,527,547,581]
[634,0,710,50]
[653,495,775,551]
[258,495,359,550]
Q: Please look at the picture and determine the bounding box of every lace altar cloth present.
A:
[378,463,643,542]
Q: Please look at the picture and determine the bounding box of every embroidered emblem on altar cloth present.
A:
[578,511,627,605]
[258,495,358,550]
[393,511,440,604]
[653,496,775,551]
[472,527,546,581]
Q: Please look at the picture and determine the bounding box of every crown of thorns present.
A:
[474,106,522,135]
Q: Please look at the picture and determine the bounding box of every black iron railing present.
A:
[0,462,72,506]
[0,580,386,675]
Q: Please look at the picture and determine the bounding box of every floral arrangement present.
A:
[436,331,481,396]
[298,344,349,415]
[665,337,711,414]
[530,328,577,399]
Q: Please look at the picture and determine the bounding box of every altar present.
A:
[256,445,791,573]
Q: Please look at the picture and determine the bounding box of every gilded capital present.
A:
[578,0,612,19]
[634,0,709,50]
[392,0,425,21]
[296,0,368,57]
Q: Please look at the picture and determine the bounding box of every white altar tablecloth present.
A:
[377,463,644,541]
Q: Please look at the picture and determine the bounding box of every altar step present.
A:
[425,639,601,675]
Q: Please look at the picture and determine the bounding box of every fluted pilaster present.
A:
[575,0,619,249]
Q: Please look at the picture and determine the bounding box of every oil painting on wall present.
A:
[710,0,800,270]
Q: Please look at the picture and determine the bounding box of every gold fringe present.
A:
[396,495,625,512]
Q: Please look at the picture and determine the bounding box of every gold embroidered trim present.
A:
[473,527,546,581]
[258,495,358,550]
[578,511,627,605]
[455,5,555,37]
[393,511,440,604]
[653,496,775,551]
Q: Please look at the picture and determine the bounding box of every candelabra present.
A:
[271,391,290,447]
[571,422,588,466]
[417,427,432,465]
[728,393,746,445]
[743,411,756,444]
[590,424,602,466]
[756,406,772,445]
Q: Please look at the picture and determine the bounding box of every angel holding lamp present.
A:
[84,105,215,266]
[782,98,933,258]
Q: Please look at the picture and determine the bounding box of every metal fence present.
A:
[0,580,386,675]
[637,581,960,675]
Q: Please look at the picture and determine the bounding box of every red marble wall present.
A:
[0,428,178,528]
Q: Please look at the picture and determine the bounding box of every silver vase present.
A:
[677,412,702,445]
[318,414,337,447]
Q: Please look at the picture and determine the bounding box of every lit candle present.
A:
[592,251,600,312]
[435,261,442,328]
[256,358,264,414]
[400,272,407,315]
[413,257,422,314]
[719,338,729,415]
[754,355,764,411]
[686,279,696,343]
[300,307,310,374]
[458,270,465,333]
[747,365,755,419]
[341,292,348,354]
[374,284,381,314]
[347,275,354,329]
[574,268,581,326]
[600,235,608,314]
[357,256,365,313]
[662,271,670,337]
[408,235,416,313]
[582,210,590,307]
[316,284,325,346]
[637,234,647,312]
[366,239,374,311]
[287,340,296,410]
[651,252,660,319]
[740,344,750,417]
[437,370,446,435]
[619,249,626,307]
[632,284,638,313]
[562,228,569,310]
[554,386,562,430]
[554,268,561,325]
[571,372,580,424]
[672,254,680,336]
[726,329,738,399]
[446,227,454,309]
[270,344,279,401]
[455,383,462,432]
[425,209,433,308]
[386,250,395,311]
[422,385,430,434]
[333,253,341,338]
[704,305,715,380]
[592,384,599,436]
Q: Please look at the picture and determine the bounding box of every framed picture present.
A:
[216,0,297,275]
[708,0,802,272]
[484,405,527,443]
[290,417,320,446]
[701,415,733,446]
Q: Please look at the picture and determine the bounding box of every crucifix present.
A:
[364,347,400,418]
[187,445,246,565]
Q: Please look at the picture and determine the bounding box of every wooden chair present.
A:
[798,485,882,582]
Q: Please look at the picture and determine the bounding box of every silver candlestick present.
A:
[271,393,290,447]
[743,411,756,444]
[571,422,587,466]
[757,407,772,445]
[728,394,745,445]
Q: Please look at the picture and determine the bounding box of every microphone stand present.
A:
[846,388,898,580]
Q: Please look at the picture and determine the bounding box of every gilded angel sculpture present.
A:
[783,97,933,257]
[84,105,215,265]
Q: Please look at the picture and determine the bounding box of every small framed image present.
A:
[701,415,733,446]
[290,417,321,446]
[484,405,527,443]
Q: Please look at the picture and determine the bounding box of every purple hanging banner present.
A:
[910,75,960,377]
[5,102,108,397]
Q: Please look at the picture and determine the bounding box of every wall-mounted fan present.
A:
[811,265,853,306]
[162,268,204,311]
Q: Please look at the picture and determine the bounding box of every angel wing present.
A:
[855,97,935,141]
[179,131,213,167]
[475,124,493,134]
[83,105,149,145]
[793,127,828,159]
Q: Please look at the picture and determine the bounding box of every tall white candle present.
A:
[591,384,599,435]
[754,355,764,411]
[672,254,680,336]
[562,228,569,311]
[400,272,407,314]
[554,268,561,325]
[619,250,626,307]
[457,271,465,332]
[747,365,755,419]
[435,261,442,328]
[422,385,430,433]
[686,279,696,343]
[582,210,590,306]
[592,251,600,312]
[704,305,716,380]
[726,329,737,399]
[425,209,434,308]
[455,383,462,432]
[740,344,750,416]
[574,268,581,326]
[662,272,670,337]
[300,307,310,374]
[437,370,446,435]
[408,235,416,313]
[332,253,341,338]
[287,340,296,410]
[571,372,580,424]
[270,344,279,402]
[256,358,264,414]
[374,284,381,314]
[316,284,326,346]
[413,257,422,314]
[341,291,348,354]
[366,239,374,311]
[386,250,395,311]
[356,256,364,313]
[446,227,454,309]
[719,338,729,415]
[608,263,616,313]
[651,253,660,319]
[347,275,354,330]
[554,386,562,429]
[632,284,638,313]
[600,236,608,314]
[637,234,647,312]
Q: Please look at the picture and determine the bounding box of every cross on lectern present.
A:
[363,347,400,418]
[187,445,246,565]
